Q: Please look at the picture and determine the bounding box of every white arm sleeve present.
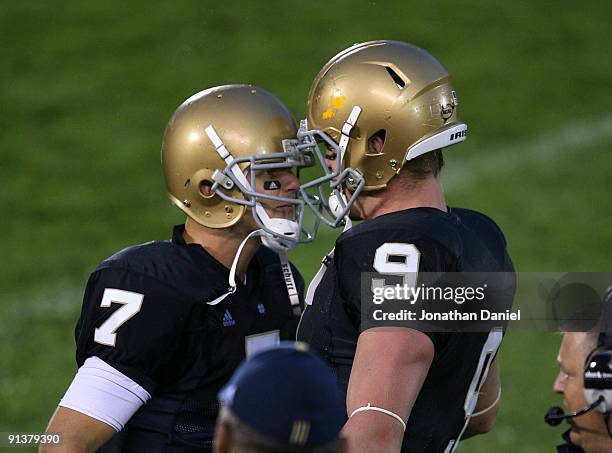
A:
[59,356,151,431]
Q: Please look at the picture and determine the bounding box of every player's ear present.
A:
[367,130,385,153]
[213,420,232,453]
[199,180,214,198]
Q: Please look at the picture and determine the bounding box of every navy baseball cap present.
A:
[218,342,345,446]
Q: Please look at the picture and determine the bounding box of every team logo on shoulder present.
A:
[223,309,236,327]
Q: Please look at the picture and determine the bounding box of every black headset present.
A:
[545,287,612,436]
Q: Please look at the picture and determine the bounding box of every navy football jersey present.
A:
[74,225,304,452]
[297,207,515,452]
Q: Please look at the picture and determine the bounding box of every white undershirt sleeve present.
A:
[59,356,151,431]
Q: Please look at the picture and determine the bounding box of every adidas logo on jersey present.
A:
[223,309,236,327]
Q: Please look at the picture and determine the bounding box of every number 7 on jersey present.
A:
[94,288,144,347]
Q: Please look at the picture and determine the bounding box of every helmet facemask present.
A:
[205,125,318,251]
[292,106,366,228]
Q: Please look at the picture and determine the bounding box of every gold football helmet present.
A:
[162,85,315,249]
[297,40,468,226]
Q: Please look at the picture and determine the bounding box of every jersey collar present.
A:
[172,224,260,294]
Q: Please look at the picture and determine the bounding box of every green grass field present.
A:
[1,1,611,451]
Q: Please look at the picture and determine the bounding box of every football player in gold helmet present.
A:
[296,41,515,453]
[297,40,467,226]
[43,85,313,453]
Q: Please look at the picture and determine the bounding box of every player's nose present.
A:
[282,170,299,193]
[324,158,337,173]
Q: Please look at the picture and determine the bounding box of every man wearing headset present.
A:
[551,331,612,453]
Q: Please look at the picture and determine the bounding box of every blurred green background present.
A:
[1,1,611,451]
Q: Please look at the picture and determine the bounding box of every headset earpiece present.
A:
[583,345,612,413]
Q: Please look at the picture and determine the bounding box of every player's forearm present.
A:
[41,407,115,453]
[344,329,434,452]
[40,424,103,453]
[39,435,96,453]
[463,397,500,438]
[464,410,499,439]
[342,415,403,453]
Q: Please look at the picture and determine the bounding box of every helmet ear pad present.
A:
[583,346,612,413]
[167,167,247,229]
[343,127,400,192]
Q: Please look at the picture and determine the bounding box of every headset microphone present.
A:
[544,396,604,426]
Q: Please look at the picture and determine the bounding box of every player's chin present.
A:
[267,205,295,220]
[348,206,363,222]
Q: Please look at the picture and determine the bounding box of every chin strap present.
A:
[338,106,361,164]
[206,125,251,189]
[255,203,300,250]
[205,228,301,315]
[328,106,361,225]
[206,229,262,306]
[328,192,346,221]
